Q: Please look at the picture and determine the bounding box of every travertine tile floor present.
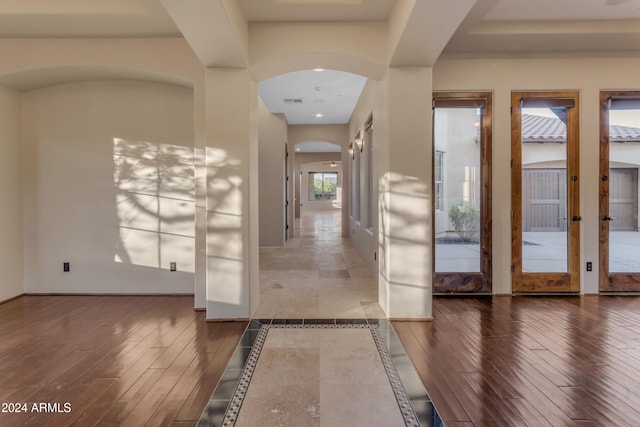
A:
[234,328,406,427]
[215,210,426,427]
[254,209,385,319]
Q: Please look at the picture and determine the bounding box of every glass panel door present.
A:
[512,92,580,293]
[600,92,640,291]
[433,93,492,293]
[521,107,568,273]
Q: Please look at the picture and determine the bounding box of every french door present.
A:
[599,91,640,291]
[511,91,580,292]
[433,92,492,293]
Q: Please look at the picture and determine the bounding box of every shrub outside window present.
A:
[309,172,337,200]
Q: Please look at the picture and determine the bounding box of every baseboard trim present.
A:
[0,293,25,305]
[389,317,433,322]
[206,318,250,323]
[23,293,195,297]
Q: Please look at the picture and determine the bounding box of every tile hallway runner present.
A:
[198,319,441,427]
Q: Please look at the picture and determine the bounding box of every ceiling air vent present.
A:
[283,98,303,104]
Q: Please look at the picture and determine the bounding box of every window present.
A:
[309,172,337,200]
[434,150,444,210]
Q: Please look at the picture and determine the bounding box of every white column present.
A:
[205,68,258,319]
[194,80,207,310]
[380,67,433,319]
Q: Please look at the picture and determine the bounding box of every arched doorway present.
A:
[253,68,383,319]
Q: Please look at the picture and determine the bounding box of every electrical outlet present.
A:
[170,262,177,272]
[63,262,70,272]
[586,262,592,272]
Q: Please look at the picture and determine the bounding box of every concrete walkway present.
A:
[436,231,640,273]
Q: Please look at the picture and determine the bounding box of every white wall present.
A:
[434,54,640,295]
[258,98,287,246]
[0,87,23,302]
[22,80,195,294]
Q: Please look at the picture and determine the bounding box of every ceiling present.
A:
[0,0,636,51]
[259,69,367,125]
[0,0,180,38]
[445,0,640,54]
[238,0,395,23]
[1,0,639,122]
[295,141,342,153]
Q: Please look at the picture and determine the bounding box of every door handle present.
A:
[602,215,617,221]
[571,216,582,221]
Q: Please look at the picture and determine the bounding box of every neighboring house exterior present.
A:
[522,113,640,233]
[436,111,640,237]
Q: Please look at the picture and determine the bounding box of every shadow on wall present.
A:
[112,137,195,272]
[204,147,248,311]
[378,172,431,293]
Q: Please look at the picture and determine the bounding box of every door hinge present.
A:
[510,211,514,221]
[510,159,513,168]
[511,264,515,273]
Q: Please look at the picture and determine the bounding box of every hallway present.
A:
[254,210,385,319]
[198,210,435,426]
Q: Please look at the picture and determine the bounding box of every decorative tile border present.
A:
[198,319,440,427]
[219,326,269,427]
[370,325,421,427]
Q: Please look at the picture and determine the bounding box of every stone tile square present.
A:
[212,369,243,400]
[263,328,320,349]
[320,355,389,385]
[319,383,405,427]
[249,347,320,386]
[235,383,320,427]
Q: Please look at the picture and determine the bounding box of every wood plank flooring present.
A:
[0,295,245,427]
[4,295,640,426]
[394,295,640,427]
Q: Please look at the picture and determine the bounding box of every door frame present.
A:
[511,91,581,293]
[432,91,492,294]
[599,90,640,291]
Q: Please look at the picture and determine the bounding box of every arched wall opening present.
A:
[252,59,387,317]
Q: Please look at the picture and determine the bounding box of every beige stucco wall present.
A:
[349,79,383,278]
[22,80,195,294]
[0,87,23,302]
[258,98,287,246]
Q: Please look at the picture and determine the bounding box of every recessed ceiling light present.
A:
[313,68,325,72]
[315,113,323,118]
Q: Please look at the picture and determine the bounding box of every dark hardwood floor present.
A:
[394,295,640,427]
[4,295,640,426]
[0,295,246,427]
